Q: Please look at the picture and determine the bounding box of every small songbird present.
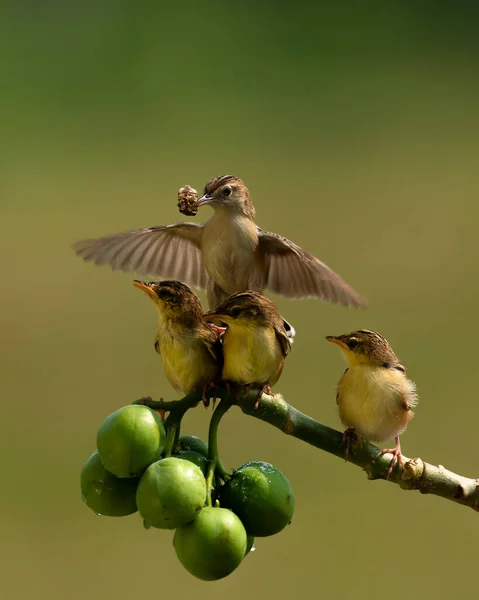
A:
[73,175,365,310]
[133,280,222,403]
[203,291,292,405]
[326,329,418,477]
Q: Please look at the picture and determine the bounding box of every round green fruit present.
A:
[81,451,138,516]
[245,535,256,556]
[174,507,247,581]
[136,457,206,529]
[178,435,208,458]
[97,405,166,478]
[177,450,208,475]
[217,461,294,537]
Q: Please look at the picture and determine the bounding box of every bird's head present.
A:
[203,291,279,329]
[326,329,399,368]
[133,280,203,324]
[196,175,255,220]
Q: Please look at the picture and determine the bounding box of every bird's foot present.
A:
[201,381,217,408]
[253,384,272,410]
[377,436,403,480]
[201,383,209,408]
[340,428,363,462]
[154,409,168,423]
[138,396,168,422]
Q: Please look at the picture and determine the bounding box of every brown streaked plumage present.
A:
[73,175,365,311]
[326,329,418,478]
[133,280,222,403]
[203,291,291,405]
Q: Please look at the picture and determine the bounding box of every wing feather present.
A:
[258,228,365,307]
[73,223,208,289]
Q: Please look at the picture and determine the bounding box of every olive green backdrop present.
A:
[1,3,478,599]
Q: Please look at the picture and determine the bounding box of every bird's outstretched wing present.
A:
[72,223,207,289]
[258,228,365,308]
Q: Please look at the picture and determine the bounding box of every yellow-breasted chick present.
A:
[133,280,222,405]
[203,291,292,406]
[326,329,418,477]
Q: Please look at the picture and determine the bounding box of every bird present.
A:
[203,291,292,407]
[132,280,223,405]
[326,329,418,478]
[72,175,365,311]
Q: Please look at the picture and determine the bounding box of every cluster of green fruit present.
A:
[81,404,295,581]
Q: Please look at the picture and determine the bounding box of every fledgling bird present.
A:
[326,329,418,478]
[203,291,292,406]
[73,175,365,311]
[133,280,222,404]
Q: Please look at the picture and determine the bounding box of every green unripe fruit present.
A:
[174,507,247,581]
[177,450,217,490]
[217,461,294,537]
[136,457,206,529]
[178,435,208,458]
[97,405,166,478]
[245,535,256,556]
[177,450,209,475]
[81,451,138,516]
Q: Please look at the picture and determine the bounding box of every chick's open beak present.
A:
[207,323,227,336]
[133,280,157,299]
[325,336,348,349]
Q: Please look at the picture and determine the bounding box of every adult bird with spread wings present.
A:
[73,175,365,310]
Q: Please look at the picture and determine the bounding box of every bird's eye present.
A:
[348,338,359,349]
[229,306,241,318]
[223,186,232,197]
[158,289,172,300]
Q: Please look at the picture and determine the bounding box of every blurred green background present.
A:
[2,2,478,598]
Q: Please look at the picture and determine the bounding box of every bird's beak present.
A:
[203,311,230,324]
[325,336,347,349]
[207,323,227,336]
[133,280,157,299]
[196,194,215,208]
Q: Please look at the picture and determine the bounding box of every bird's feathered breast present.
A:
[201,213,260,294]
[222,322,285,386]
[336,364,417,441]
[154,318,221,394]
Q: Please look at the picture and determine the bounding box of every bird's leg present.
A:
[340,428,363,462]
[202,381,215,408]
[139,396,169,422]
[154,409,168,423]
[202,379,223,410]
[377,435,404,480]
[201,383,209,408]
[253,383,272,410]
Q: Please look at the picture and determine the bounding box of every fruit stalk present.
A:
[205,399,231,505]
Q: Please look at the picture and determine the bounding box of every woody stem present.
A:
[135,387,479,512]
